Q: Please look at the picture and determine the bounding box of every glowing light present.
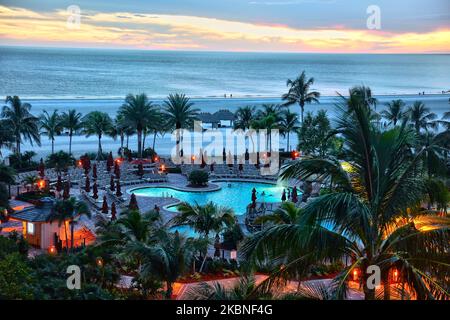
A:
[48,246,57,255]
[352,268,359,281]
[38,179,46,189]
[96,257,104,267]
[154,156,159,162]
[77,160,82,167]
[159,164,166,172]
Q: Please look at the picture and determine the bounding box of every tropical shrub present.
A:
[188,170,209,186]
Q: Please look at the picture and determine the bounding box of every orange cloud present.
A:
[0,5,448,53]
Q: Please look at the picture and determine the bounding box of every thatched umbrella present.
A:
[128,193,139,211]
[292,186,298,203]
[111,202,117,221]
[63,181,70,199]
[85,176,91,193]
[109,175,115,191]
[93,163,97,179]
[106,152,114,172]
[56,175,63,192]
[115,180,122,197]
[38,158,45,178]
[92,182,98,199]
[281,189,286,202]
[101,195,108,214]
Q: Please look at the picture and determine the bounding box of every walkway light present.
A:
[96,257,104,267]
[38,179,46,190]
[352,268,360,281]
[48,245,57,255]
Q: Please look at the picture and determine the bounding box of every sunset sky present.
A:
[0,0,449,53]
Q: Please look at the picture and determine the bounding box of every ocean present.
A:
[0,46,449,158]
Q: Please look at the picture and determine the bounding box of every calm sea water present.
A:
[0,46,449,158]
[1,46,449,98]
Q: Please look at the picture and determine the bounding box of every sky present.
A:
[0,0,449,53]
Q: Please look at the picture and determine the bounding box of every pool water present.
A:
[131,181,290,215]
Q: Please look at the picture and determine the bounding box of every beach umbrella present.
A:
[238,163,243,171]
[56,175,63,192]
[38,158,45,178]
[111,202,117,221]
[128,193,139,211]
[84,176,91,193]
[109,175,115,191]
[222,148,226,163]
[245,149,249,161]
[101,195,108,214]
[137,163,144,176]
[106,152,114,172]
[210,163,214,172]
[63,181,70,199]
[251,188,257,208]
[255,152,260,169]
[82,156,91,175]
[93,163,97,179]
[115,180,122,197]
[292,186,298,203]
[92,182,98,199]
[114,162,120,178]
[281,189,286,202]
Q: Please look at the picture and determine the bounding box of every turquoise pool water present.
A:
[131,181,289,215]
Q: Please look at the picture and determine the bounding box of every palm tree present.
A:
[255,201,302,225]
[0,164,16,185]
[381,99,406,126]
[40,110,62,154]
[171,202,235,272]
[48,197,90,250]
[251,114,280,152]
[282,71,320,123]
[0,120,14,156]
[119,94,157,159]
[163,93,199,158]
[242,97,450,300]
[279,110,300,151]
[1,96,40,156]
[234,106,255,130]
[82,111,113,160]
[60,109,83,155]
[407,101,437,134]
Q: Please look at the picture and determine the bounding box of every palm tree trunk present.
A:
[126,135,129,149]
[142,132,146,153]
[16,138,21,157]
[51,138,55,154]
[69,132,73,155]
[97,134,103,160]
[152,130,157,151]
[120,133,124,156]
[382,269,390,300]
[137,129,142,159]
[299,102,305,124]
[287,132,290,151]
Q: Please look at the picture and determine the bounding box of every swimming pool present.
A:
[131,181,290,215]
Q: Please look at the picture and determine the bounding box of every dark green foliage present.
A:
[188,170,209,186]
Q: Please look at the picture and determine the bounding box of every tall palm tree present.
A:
[40,110,62,154]
[234,106,255,130]
[381,99,406,126]
[242,98,450,300]
[0,120,14,156]
[60,109,83,155]
[119,93,157,159]
[163,93,199,158]
[82,111,113,160]
[407,101,437,134]
[172,202,235,272]
[282,71,320,123]
[279,110,300,151]
[1,96,40,156]
[251,114,280,152]
[47,197,90,250]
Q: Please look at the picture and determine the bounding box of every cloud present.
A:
[0,5,448,53]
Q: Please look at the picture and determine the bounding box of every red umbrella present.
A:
[222,148,226,163]
[114,162,121,178]
[111,202,117,221]
[56,175,63,192]
[292,186,298,203]
[63,181,70,199]
[101,195,108,214]
[85,176,91,193]
[281,189,286,202]
[109,175,115,191]
[82,156,91,175]
[106,152,114,172]
[251,188,257,208]
[38,158,45,178]
[137,163,144,176]
[115,180,122,197]
[210,163,214,172]
[92,182,98,199]
[128,193,139,211]
[93,163,97,179]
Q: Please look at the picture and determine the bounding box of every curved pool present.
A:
[131,181,290,215]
